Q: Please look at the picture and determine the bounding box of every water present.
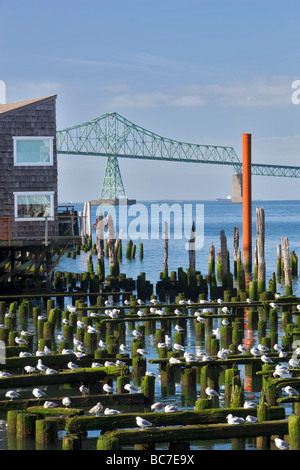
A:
[1,199,299,451]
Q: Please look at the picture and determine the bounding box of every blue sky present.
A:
[1,0,300,202]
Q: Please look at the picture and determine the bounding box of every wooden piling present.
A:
[256,207,265,293]
[282,236,293,295]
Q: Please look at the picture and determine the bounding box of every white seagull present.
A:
[136,416,153,429]
[5,390,20,401]
[104,408,122,415]
[274,438,290,450]
[226,414,245,424]
[62,397,71,408]
[284,386,299,396]
[205,387,219,398]
[89,402,103,415]
[32,388,47,399]
[103,383,114,395]
[246,415,258,423]
[124,384,139,394]
[79,384,89,395]
[44,401,58,409]
[165,404,181,412]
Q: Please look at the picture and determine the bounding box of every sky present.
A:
[1,0,300,202]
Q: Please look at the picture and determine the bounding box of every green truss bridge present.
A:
[57,112,300,201]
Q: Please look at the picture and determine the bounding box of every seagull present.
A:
[258,344,269,353]
[274,438,290,450]
[244,401,257,408]
[15,337,27,345]
[222,319,230,326]
[44,346,52,355]
[250,347,262,357]
[169,357,181,364]
[246,415,258,423]
[92,362,104,368]
[32,388,47,399]
[67,305,77,313]
[145,371,156,376]
[174,343,185,352]
[104,408,122,415]
[165,404,181,412]
[297,305,300,312]
[246,298,254,304]
[123,300,130,305]
[124,384,139,393]
[222,307,231,314]
[120,344,131,353]
[45,368,58,375]
[226,414,245,424]
[88,402,103,415]
[205,387,219,398]
[136,348,149,356]
[137,310,147,317]
[44,401,58,409]
[261,355,274,364]
[36,359,48,373]
[200,299,209,304]
[137,299,145,305]
[270,302,279,310]
[179,300,187,305]
[87,326,99,334]
[77,344,88,353]
[104,361,116,366]
[202,355,215,362]
[133,330,143,338]
[62,318,69,325]
[116,359,126,366]
[284,386,299,396]
[217,299,225,305]
[103,384,114,395]
[289,358,299,368]
[19,351,32,357]
[136,416,153,429]
[74,351,87,360]
[217,350,228,359]
[62,397,71,408]
[62,349,74,355]
[197,316,206,323]
[151,402,165,411]
[174,309,184,316]
[24,365,36,374]
[274,344,284,352]
[5,391,20,401]
[238,344,248,354]
[68,361,80,371]
[0,371,11,377]
[99,340,107,349]
[77,321,86,329]
[150,298,159,304]
[157,342,167,348]
[79,384,89,395]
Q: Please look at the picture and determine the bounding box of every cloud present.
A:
[207,76,295,107]
[105,90,205,109]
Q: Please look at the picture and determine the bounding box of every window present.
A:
[14,192,54,221]
[13,137,54,166]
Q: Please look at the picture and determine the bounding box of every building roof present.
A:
[0,95,57,118]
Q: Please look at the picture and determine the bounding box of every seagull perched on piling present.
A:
[88,402,103,416]
[246,415,258,423]
[15,337,27,345]
[62,397,71,408]
[174,309,184,316]
[79,384,89,395]
[120,344,131,353]
[174,343,185,352]
[274,438,290,450]
[132,329,143,338]
[261,355,274,364]
[44,401,58,409]
[5,390,20,401]
[205,387,219,398]
[226,414,245,425]
[136,416,153,429]
[68,361,80,371]
[165,404,181,412]
[136,348,149,356]
[124,384,139,394]
[104,408,122,415]
[24,365,36,374]
[151,402,165,411]
[222,307,231,314]
[270,302,279,310]
[103,383,114,395]
[32,388,47,400]
[284,386,299,396]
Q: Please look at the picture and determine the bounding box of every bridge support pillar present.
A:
[232,174,242,203]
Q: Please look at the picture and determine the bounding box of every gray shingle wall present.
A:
[0,96,58,239]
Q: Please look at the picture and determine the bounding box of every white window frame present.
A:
[14,191,55,221]
[13,136,54,166]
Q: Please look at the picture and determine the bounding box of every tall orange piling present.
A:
[242,133,252,274]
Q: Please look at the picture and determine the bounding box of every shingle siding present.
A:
[0,95,58,239]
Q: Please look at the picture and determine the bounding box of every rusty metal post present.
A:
[242,133,252,274]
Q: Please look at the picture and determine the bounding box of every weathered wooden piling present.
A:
[62,433,82,450]
[208,242,215,277]
[256,207,265,293]
[35,419,58,448]
[282,236,293,295]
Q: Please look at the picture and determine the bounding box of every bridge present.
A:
[57,112,300,202]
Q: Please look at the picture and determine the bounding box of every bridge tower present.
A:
[100,155,126,199]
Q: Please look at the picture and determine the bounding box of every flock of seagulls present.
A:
[1,297,299,450]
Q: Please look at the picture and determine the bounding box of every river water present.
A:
[0,199,299,451]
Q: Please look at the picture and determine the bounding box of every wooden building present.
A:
[0,95,83,292]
